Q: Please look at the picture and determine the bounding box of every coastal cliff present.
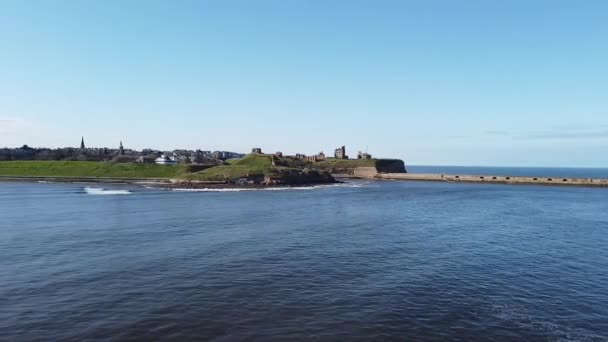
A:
[314,158,407,176]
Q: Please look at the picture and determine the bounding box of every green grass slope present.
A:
[0,161,188,178]
[231,154,274,168]
[215,155,407,178]
[187,154,279,181]
[315,158,377,169]
[184,154,335,184]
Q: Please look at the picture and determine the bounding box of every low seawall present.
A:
[0,176,172,184]
[374,173,608,187]
[0,176,232,186]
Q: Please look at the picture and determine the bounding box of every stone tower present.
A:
[80,136,85,149]
[119,141,124,155]
[334,145,347,159]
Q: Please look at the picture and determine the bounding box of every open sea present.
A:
[408,165,608,179]
[1,166,608,341]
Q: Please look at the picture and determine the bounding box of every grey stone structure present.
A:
[334,146,347,159]
[357,151,372,159]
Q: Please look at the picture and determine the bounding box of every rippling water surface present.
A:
[408,165,608,178]
[1,180,608,341]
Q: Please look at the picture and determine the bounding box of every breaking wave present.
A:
[171,182,367,192]
[172,187,316,192]
[84,187,132,195]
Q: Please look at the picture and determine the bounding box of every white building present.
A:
[154,154,178,165]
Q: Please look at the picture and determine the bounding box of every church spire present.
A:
[80,136,85,149]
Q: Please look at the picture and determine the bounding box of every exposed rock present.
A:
[262,169,336,185]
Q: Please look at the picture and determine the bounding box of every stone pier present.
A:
[338,172,608,188]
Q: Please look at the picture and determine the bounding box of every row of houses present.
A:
[0,144,133,162]
[141,150,245,165]
[0,137,245,164]
[252,146,372,163]
[3,138,371,165]
[155,145,372,165]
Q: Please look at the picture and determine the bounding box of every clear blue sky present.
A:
[1,0,607,167]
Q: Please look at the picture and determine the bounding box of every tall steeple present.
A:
[80,136,85,149]
[119,141,124,155]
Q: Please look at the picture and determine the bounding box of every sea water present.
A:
[1,173,607,340]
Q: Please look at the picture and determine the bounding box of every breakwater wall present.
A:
[373,173,608,187]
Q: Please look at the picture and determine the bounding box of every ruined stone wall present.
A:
[353,167,379,178]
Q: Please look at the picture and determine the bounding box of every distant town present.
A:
[0,137,373,165]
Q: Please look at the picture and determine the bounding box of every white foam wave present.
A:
[84,187,132,195]
[172,186,316,192]
[171,182,367,192]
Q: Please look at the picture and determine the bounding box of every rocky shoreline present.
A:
[166,176,341,189]
[0,175,171,184]
[0,175,341,189]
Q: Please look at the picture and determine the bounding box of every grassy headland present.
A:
[184,154,334,184]
[0,155,404,184]
[0,156,337,185]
